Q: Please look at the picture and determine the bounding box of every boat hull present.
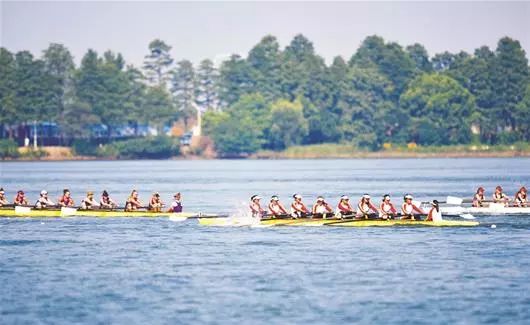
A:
[441,203,529,215]
[0,208,198,218]
[199,217,479,227]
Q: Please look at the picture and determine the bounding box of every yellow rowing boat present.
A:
[0,207,198,218]
[199,217,479,227]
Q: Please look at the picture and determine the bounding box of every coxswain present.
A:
[425,200,442,222]
[100,190,117,209]
[472,187,486,207]
[379,194,397,219]
[312,196,333,218]
[149,192,163,212]
[81,191,99,210]
[125,190,142,212]
[290,194,309,218]
[268,195,287,217]
[356,194,379,219]
[250,195,265,218]
[492,186,509,206]
[35,190,55,209]
[0,188,9,207]
[401,194,424,220]
[514,187,527,207]
[58,189,75,207]
[337,195,354,216]
[168,192,183,213]
[14,190,28,206]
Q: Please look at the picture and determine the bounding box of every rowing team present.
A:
[0,188,184,213]
[249,194,441,221]
[472,186,527,207]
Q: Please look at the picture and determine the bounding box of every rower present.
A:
[35,190,55,209]
[514,186,527,207]
[268,195,287,217]
[379,194,397,219]
[472,187,486,207]
[0,188,9,207]
[425,200,442,221]
[401,194,424,220]
[81,191,99,210]
[356,194,378,219]
[149,192,163,212]
[58,189,75,207]
[168,192,183,213]
[492,186,509,206]
[125,190,142,212]
[312,196,333,218]
[14,190,28,206]
[100,190,117,209]
[290,194,309,218]
[337,195,354,217]
[250,195,265,218]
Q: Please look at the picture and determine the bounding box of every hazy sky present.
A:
[1,1,529,67]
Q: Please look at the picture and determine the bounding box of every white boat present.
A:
[441,203,529,215]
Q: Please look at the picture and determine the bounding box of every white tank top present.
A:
[402,203,413,214]
[381,202,392,213]
[314,204,327,214]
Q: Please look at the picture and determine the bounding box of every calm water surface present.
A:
[1,158,529,324]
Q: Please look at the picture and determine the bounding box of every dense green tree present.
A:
[14,51,59,124]
[42,43,76,136]
[0,48,17,137]
[247,35,282,100]
[445,47,496,142]
[515,83,530,140]
[406,43,432,72]
[203,94,270,155]
[143,39,173,86]
[171,60,196,111]
[196,59,219,111]
[76,50,142,138]
[350,36,416,100]
[61,100,100,138]
[491,37,529,132]
[268,99,308,150]
[400,73,477,145]
[340,66,395,148]
[218,54,256,106]
[143,85,175,134]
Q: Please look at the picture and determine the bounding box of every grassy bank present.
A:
[254,142,530,159]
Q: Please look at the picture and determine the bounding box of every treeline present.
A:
[1,34,529,156]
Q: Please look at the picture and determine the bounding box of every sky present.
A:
[1,1,529,67]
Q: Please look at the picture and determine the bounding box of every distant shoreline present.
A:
[3,145,530,161]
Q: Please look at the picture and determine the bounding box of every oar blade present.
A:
[15,206,32,215]
[169,215,187,222]
[60,207,77,216]
[446,196,464,205]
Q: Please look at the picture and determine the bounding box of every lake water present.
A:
[1,158,530,324]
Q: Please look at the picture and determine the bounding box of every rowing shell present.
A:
[198,217,479,227]
[441,203,530,215]
[0,206,199,218]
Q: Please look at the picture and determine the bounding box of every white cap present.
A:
[40,190,48,195]
[341,195,349,200]
[251,195,261,201]
[293,194,302,199]
[404,194,413,200]
[271,195,279,201]
[362,194,371,199]
[317,196,324,202]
